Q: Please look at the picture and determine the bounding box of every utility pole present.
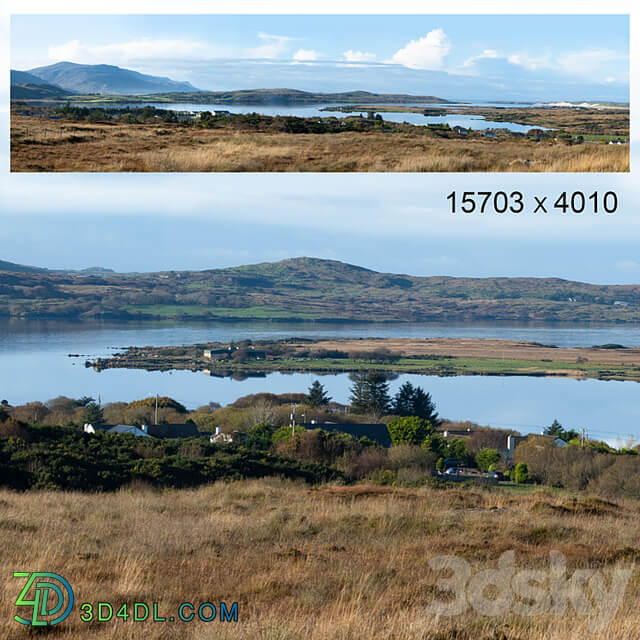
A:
[155,394,158,425]
[290,404,298,437]
[581,428,585,447]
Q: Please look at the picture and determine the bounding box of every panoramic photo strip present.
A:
[10,14,630,172]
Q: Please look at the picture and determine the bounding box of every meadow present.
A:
[10,114,629,173]
[2,479,640,639]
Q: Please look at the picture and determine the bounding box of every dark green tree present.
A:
[545,419,564,436]
[306,380,331,408]
[83,402,104,425]
[392,382,439,425]
[544,419,579,442]
[248,423,274,449]
[392,381,415,415]
[349,371,369,413]
[349,371,390,416]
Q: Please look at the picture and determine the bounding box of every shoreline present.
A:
[87,336,640,383]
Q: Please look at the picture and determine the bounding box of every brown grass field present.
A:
[286,338,640,368]
[10,115,629,172]
[2,479,640,639]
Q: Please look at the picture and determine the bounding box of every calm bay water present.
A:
[1,319,639,442]
[82,102,541,132]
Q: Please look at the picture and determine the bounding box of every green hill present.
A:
[65,88,448,105]
[0,259,47,274]
[1,257,639,323]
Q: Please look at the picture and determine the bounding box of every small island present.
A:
[87,337,640,383]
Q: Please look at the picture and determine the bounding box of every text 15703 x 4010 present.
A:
[447,191,618,215]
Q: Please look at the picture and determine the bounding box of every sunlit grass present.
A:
[1,479,640,638]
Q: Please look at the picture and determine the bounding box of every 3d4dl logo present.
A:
[13,572,74,626]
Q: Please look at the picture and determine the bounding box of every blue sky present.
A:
[10,15,629,101]
[2,172,640,284]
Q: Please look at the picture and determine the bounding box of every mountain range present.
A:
[12,61,198,96]
[10,58,629,103]
[1,257,638,323]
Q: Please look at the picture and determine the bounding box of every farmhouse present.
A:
[84,423,150,437]
[506,433,567,458]
[210,427,249,444]
[84,422,201,439]
[527,128,550,141]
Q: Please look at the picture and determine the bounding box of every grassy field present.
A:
[90,337,640,383]
[10,115,629,172]
[2,479,640,639]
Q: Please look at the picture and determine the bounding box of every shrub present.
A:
[476,448,501,472]
[514,462,529,484]
[387,416,433,446]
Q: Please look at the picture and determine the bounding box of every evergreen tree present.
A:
[412,387,439,426]
[349,371,370,414]
[545,419,564,436]
[306,380,331,408]
[366,371,390,416]
[544,419,579,442]
[392,381,415,415]
[392,382,439,425]
[349,371,390,416]
[84,402,104,425]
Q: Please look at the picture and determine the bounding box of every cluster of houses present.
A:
[439,426,567,460]
[84,422,201,439]
[84,416,567,465]
[451,125,551,141]
[83,421,250,445]
[203,346,268,361]
[174,110,232,123]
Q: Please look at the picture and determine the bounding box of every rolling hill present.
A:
[10,70,73,101]
[25,61,198,95]
[0,259,48,274]
[1,257,639,323]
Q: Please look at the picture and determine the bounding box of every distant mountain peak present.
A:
[25,61,198,95]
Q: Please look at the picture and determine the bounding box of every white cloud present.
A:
[292,48,320,61]
[47,32,299,66]
[246,32,294,59]
[390,29,451,70]
[506,48,626,79]
[342,50,377,63]
[507,53,552,72]
[48,38,223,65]
[556,48,623,76]
[462,49,500,68]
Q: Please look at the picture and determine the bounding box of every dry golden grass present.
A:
[10,116,629,172]
[2,479,640,639]
[288,338,640,368]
